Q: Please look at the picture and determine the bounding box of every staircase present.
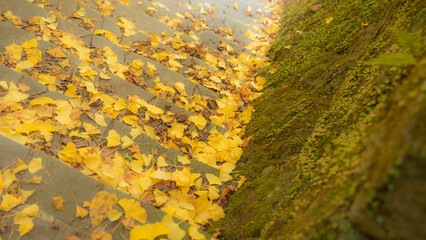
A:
[0,0,280,239]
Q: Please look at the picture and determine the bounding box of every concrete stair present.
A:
[0,0,277,238]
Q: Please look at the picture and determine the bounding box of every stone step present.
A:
[0,0,269,236]
[0,22,221,176]
[0,0,221,102]
[0,134,212,239]
[138,0,267,45]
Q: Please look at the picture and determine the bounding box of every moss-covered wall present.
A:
[210,0,425,239]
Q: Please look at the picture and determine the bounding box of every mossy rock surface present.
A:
[210,0,426,239]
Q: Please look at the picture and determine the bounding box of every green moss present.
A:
[210,0,425,239]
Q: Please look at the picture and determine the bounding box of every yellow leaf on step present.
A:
[58,142,77,163]
[0,194,21,211]
[72,8,85,19]
[21,204,39,217]
[94,29,119,45]
[121,136,134,149]
[46,48,67,58]
[52,196,64,211]
[3,82,29,105]
[188,114,207,130]
[146,104,164,115]
[29,97,57,106]
[83,122,102,135]
[113,98,126,111]
[206,174,222,185]
[14,213,34,236]
[168,122,186,139]
[177,155,190,165]
[118,198,147,223]
[76,204,89,218]
[99,72,111,80]
[28,158,43,174]
[13,158,28,174]
[21,39,38,49]
[150,169,173,181]
[130,128,142,140]
[106,130,121,147]
[108,209,122,222]
[161,214,185,240]
[90,191,118,228]
[130,222,170,240]
[146,6,157,14]
[157,156,168,167]
[233,1,239,10]
[117,17,136,36]
[59,59,71,68]
[189,226,206,240]
[15,123,38,135]
[94,113,108,127]
[150,33,160,48]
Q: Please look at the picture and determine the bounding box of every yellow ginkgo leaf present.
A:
[162,214,185,240]
[177,155,191,165]
[46,48,67,58]
[150,169,173,181]
[13,158,28,174]
[146,104,164,115]
[118,198,147,224]
[83,122,102,135]
[90,231,112,240]
[29,97,57,106]
[21,204,39,217]
[121,136,134,149]
[107,209,122,222]
[14,213,34,236]
[189,226,206,240]
[52,196,64,211]
[205,174,222,186]
[90,191,118,228]
[146,6,157,13]
[76,204,89,218]
[130,128,142,140]
[157,156,168,167]
[113,98,126,111]
[15,123,38,135]
[0,194,22,211]
[117,17,136,36]
[94,112,108,127]
[59,59,71,68]
[188,114,207,130]
[150,33,160,48]
[3,82,29,105]
[130,222,171,240]
[21,39,38,49]
[168,123,186,139]
[28,158,43,174]
[106,130,121,147]
[94,29,119,45]
[99,72,111,80]
[72,7,85,19]
[58,142,77,163]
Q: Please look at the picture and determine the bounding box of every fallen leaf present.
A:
[89,191,118,228]
[47,48,67,58]
[130,222,170,240]
[28,158,43,174]
[76,204,89,218]
[118,198,147,224]
[52,196,64,211]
